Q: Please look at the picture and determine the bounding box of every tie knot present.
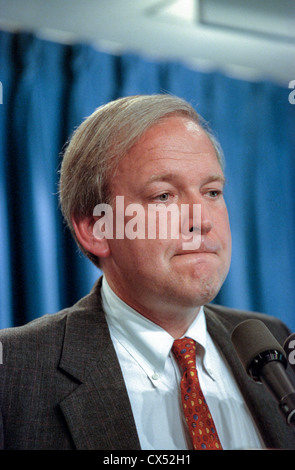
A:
[172,337,196,372]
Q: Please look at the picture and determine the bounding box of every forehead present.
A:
[118,116,220,174]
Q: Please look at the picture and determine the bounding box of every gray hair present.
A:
[59,94,224,266]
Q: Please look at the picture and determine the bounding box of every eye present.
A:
[207,189,223,199]
[152,192,171,203]
[208,190,219,198]
[158,193,170,202]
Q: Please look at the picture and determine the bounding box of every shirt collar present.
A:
[101,276,210,377]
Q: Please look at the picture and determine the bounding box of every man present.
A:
[0,94,294,450]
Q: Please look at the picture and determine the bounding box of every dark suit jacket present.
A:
[1,279,295,450]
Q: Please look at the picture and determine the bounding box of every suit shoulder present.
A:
[0,278,103,342]
[0,281,104,367]
[0,280,101,343]
[0,309,73,371]
[205,303,291,342]
[206,303,283,323]
[0,309,68,341]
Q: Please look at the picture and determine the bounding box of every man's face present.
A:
[101,116,232,323]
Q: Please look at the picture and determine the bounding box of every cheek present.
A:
[220,215,232,268]
[224,216,232,252]
[213,208,232,265]
[218,206,231,241]
[108,237,167,269]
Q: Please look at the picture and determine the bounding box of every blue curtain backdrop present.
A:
[0,30,294,331]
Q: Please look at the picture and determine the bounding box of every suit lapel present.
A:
[57,283,141,450]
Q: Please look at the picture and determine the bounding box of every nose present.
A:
[181,196,213,238]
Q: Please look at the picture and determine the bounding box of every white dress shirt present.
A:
[101,276,264,450]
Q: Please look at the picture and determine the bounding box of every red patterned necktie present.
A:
[172,337,222,450]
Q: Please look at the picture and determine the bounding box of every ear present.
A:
[72,215,111,259]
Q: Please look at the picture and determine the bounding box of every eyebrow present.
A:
[146,173,180,184]
[202,174,226,186]
[146,173,226,186]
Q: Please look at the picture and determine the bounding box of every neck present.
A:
[147,312,200,339]
[104,275,200,339]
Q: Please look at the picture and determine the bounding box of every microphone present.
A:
[231,319,295,425]
[283,333,295,373]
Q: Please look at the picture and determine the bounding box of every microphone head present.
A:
[231,319,286,380]
[283,333,295,371]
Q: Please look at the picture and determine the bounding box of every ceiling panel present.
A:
[199,0,295,41]
[0,0,294,84]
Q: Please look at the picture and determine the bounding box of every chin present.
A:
[171,284,219,308]
[187,277,223,306]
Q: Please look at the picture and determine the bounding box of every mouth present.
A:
[175,237,220,256]
[174,251,218,262]
[175,250,216,255]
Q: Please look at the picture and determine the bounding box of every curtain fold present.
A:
[1,30,294,331]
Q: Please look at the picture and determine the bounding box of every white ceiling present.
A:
[0,0,294,85]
